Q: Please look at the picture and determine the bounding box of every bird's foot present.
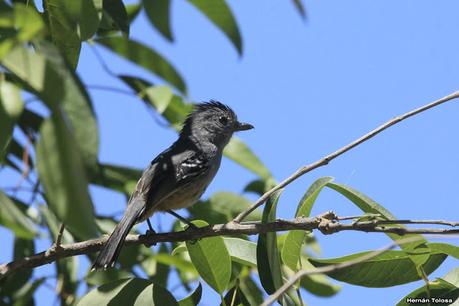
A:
[141,229,157,246]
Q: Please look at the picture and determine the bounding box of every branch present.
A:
[0,212,457,280]
[233,91,459,223]
[261,237,423,306]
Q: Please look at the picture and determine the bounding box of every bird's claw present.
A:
[141,229,157,246]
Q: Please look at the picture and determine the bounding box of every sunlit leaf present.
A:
[224,137,272,181]
[186,220,231,294]
[97,37,186,93]
[2,44,100,166]
[0,191,36,239]
[427,243,459,260]
[224,237,257,267]
[0,78,23,161]
[78,278,178,306]
[282,177,333,271]
[187,0,242,55]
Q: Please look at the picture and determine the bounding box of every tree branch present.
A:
[233,90,459,223]
[0,212,457,280]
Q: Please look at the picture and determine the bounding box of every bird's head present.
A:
[180,100,254,148]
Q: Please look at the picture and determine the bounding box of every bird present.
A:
[91,101,254,270]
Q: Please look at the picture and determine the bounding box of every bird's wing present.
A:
[129,148,210,216]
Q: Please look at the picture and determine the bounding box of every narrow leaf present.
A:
[0,191,36,238]
[185,220,231,294]
[187,0,242,54]
[178,283,202,306]
[282,177,333,271]
[143,0,173,41]
[326,182,427,252]
[257,191,284,295]
[224,237,257,267]
[78,278,178,306]
[224,137,272,180]
[0,79,23,161]
[100,0,129,35]
[309,250,447,287]
[36,116,98,240]
[97,37,186,93]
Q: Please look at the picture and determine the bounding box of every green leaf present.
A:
[46,0,101,40]
[187,0,242,55]
[299,257,341,297]
[224,137,272,180]
[99,0,129,35]
[0,78,23,161]
[134,283,178,306]
[257,191,284,295]
[291,0,306,19]
[189,192,261,224]
[78,278,178,306]
[221,283,250,306]
[282,177,334,271]
[427,243,459,260]
[0,191,36,238]
[97,37,186,93]
[2,44,100,166]
[326,182,427,252]
[36,116,98,240]
[0,4,46,59]
[89,162,142,195]
[178,283,202,306]
[35,41,100,166]
[185,220,231,294]
[224,238,257,267]
[143,0,173,41]
[397,267,459,306]
[309,250,447,287]
[85,269,132,287]
[0,238,35,296]
[119,75,192,130]
[149,244,171,287]
[239,277,264,306]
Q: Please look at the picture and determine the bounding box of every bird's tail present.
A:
[91,198,144,271]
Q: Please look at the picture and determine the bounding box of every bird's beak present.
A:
[234,122,254,131]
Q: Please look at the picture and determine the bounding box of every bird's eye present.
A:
[219,116,228,125]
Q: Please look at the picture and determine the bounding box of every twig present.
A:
[233,91,459,223]
[261,236,422,306]
[0,213,457,280]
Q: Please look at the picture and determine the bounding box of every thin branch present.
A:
[261,236,423,306]
[233,91,459,223]
[0,212,457,280]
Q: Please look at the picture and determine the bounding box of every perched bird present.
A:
[92,101,253,270]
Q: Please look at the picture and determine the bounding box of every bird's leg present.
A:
[167,210,198,230]
[146,218,156,236]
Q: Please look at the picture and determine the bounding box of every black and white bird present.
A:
[92,101,253,270]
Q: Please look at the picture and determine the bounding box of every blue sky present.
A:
[1,0,459,305]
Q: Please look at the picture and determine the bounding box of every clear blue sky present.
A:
[1,0,459,305]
